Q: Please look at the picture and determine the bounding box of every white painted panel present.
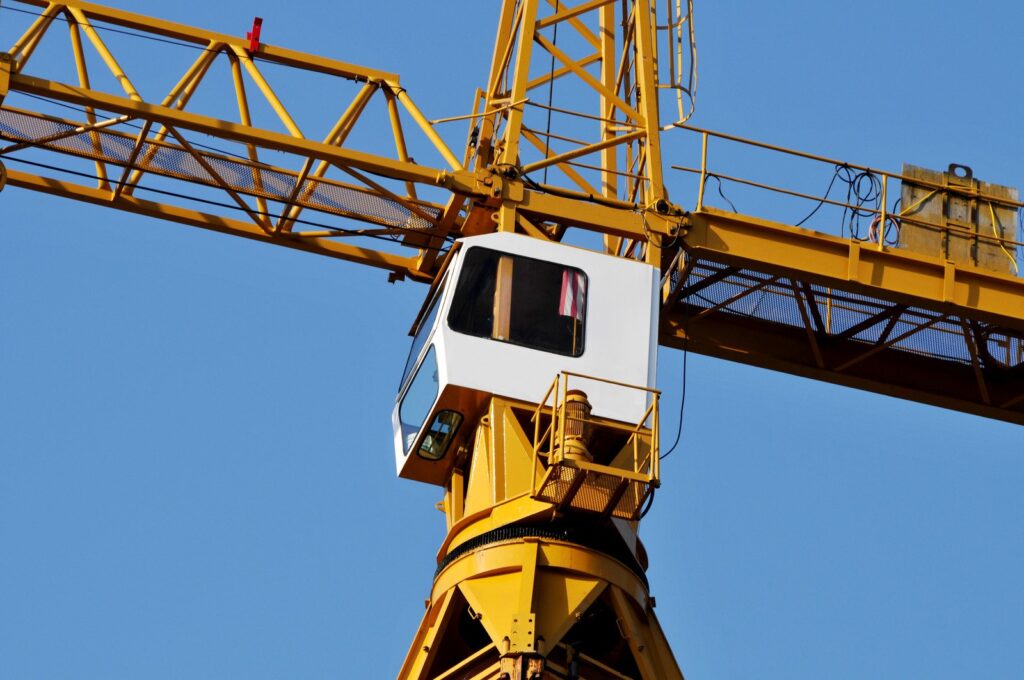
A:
[392,233,659,480]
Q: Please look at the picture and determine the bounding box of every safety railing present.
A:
[529,372,660,521]
[672,124,1023,275]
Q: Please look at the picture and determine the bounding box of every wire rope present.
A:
[2,154,454,249]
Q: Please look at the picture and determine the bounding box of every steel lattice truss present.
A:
[0,0,469,280]
[1,0,1023,423]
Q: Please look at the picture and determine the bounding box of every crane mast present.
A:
[2,1,1023,678]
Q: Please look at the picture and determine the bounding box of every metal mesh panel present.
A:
[535,464,652,521]
[0,108,439,230]
[571,470,622,513]
[536,463,579,504]
[980,327,1024,369]
[610,479,649,519]
[678,259,992,367]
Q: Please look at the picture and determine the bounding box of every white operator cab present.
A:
[392,232,659,485]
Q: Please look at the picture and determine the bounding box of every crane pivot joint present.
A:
[645,212,688,238]
[644,200,690,238]
[471,169,525,204]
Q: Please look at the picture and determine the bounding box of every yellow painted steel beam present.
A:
[534,32,642,124]
[521,127,601,195]
[5,168,432,280]
[0,105,444,227]
[275,82,380,233]
[0,2,484,282]
[8,2,62,73]
[68,18,112,190]
[685,207,1024,329]
[524,52,600,91]
[496,0,540,168]
[65,4,143,102]
[516,188,669,239]
[667,207,1024,424]
[0,54,10,106]
[9,73,453,186]
[537,0,615,35]
[661,304,1024,425]
[521,129,646,176]
[12,0,398,82]
[431,541,650,645]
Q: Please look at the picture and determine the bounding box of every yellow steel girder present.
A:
[664,207,1024,424]
[686,207,1024,328]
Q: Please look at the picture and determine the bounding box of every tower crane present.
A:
[2,1,1022,678]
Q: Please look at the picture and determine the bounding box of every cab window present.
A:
[447,248,586,357]
[398,347,439,452]
[400,280,444,390]
[417,410,462,460]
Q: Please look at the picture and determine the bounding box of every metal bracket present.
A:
[947,163,973,184]
[644,209,685,238]
[477,169,525,204]
[509,613,536,653]
[246,17,264,54]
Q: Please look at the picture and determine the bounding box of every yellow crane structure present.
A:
[1,1,1021,677]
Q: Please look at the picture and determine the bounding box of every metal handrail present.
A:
[530,371,661,484]
[678,123,1024,209]
[673,124,1023,267]
[675,164,1024,252]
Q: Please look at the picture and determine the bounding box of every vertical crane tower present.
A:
[395,3,690,675]
[1,1,1023,677]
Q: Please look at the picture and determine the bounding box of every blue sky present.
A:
[1,1,1022,678]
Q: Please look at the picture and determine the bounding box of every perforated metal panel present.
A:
[663,253,1024,422]
[535,463,652,521]
[0,107,439,230]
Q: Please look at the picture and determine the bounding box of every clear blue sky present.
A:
[1,1,1022,678]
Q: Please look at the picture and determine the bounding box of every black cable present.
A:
[520,171,639,211]
[795,163,848,227]
[842,168,882,240]
[702,173,737,212]
[10,91,427,200]
[638,486,656,520]
[14,92,259,167]
[794,162,892,242]
[660,263,690,461]
[2,4,218,54]
[6,91,446,244]
[3,154,453,250]
[882,197,902,246]
[659,339,687,461]
[1,2,372,86]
